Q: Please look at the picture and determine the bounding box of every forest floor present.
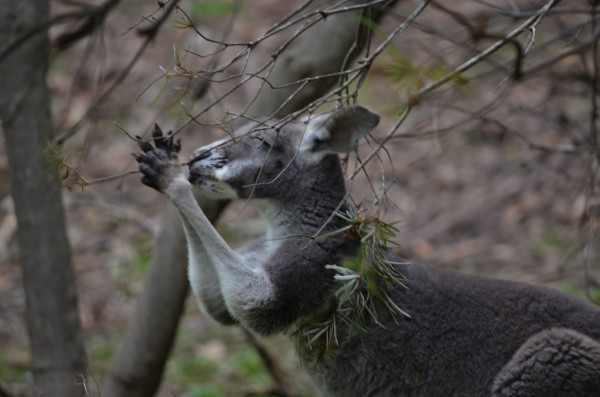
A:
[1,1,599,396]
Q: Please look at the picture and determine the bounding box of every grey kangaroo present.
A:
[136,106,600,397]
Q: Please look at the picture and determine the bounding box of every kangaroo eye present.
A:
[252,136,271,149]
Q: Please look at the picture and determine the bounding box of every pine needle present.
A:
[291,208,411,359]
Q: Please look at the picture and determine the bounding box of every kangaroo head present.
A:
[187,106,380,200]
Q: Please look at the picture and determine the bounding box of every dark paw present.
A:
[134,124,182,192]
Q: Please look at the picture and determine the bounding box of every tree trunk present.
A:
[247,1,392,119]
[0,1,87,396]
[103,2,395,396]
[103,199,226,397]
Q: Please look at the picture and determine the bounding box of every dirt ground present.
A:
[1,1,599,396]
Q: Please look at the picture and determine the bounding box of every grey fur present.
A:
[137,107,600,397]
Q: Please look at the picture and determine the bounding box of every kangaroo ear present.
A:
[300,106,380,156]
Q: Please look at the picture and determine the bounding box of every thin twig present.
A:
[54,0,182,146]
[54,0,121,50]
[413,0,560,103]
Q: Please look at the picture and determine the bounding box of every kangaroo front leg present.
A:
[135,126,275,331]
[135,127,231,322]
[180,216,236,324]
[492,328,600,397]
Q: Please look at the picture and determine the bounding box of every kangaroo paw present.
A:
[134,124,183,192]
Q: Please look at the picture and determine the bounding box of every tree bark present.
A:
[247,1,392,119]
[0,1,87,396]
[103,2,394,396]
[103,199,226,397]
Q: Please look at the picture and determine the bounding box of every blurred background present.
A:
[0,0,599,396]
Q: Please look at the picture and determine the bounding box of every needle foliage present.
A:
[291,208,411,360]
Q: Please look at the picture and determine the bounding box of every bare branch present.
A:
[53,0,121,50]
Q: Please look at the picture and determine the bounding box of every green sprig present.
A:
[291,208,411,359]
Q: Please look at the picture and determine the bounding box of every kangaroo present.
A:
[135,106,600,397]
